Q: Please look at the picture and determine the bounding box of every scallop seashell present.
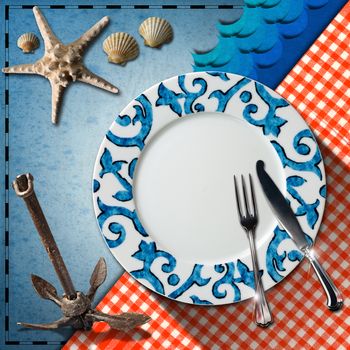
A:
[139,17,173,48]
[17,33,39,53]
[103,32,139,65]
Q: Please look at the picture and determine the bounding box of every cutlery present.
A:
[256,160,343,311]
[234,174,273,327]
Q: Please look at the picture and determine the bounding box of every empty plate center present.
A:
[133,112,285,264]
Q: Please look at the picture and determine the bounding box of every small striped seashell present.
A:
[17,32,39,53]
[103,32,139,65]
[139,17,173,48]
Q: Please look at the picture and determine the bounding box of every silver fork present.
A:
[234,174,273,327]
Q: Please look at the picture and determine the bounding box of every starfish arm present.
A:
[33,6,60,49]
[50,81,65,124]
[2,63,36,74]
[78,67,118,93]
[73,16,109,52]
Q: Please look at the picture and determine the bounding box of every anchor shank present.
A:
[13,174,77,300]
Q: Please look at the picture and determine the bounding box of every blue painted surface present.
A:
[193,0,347,88]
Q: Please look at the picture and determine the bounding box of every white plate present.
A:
[93,72,326,305]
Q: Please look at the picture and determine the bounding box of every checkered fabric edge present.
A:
[65,3,350,349]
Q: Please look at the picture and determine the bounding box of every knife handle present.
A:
[304,248,343,311]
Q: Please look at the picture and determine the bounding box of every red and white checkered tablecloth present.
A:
[64,3,350,349]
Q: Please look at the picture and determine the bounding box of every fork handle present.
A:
[247,230,273,327]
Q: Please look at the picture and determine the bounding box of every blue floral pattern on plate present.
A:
[93,72,325,305]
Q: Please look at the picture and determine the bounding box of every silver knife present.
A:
[256,160,343,311]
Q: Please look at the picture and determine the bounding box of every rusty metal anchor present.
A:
[13,173,151,331]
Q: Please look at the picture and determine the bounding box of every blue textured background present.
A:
[0,0,345,348]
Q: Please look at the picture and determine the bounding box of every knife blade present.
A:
[256,160,309,250]
[256,160,343,311]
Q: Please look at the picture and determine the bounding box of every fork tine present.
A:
[249,174,258,218]
[233,175,243,219]
[241,175,251,216]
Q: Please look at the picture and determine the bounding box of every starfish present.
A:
[2,6,118,124]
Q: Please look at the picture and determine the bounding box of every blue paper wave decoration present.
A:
[193,0,347,88]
